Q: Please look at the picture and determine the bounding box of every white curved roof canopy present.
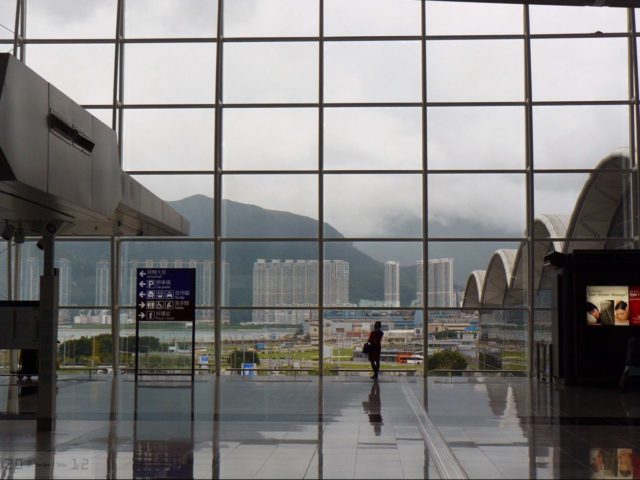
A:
[564,152,631,253]
[481,249,518,307]
[465,151,630,311]
[462,270,486,309]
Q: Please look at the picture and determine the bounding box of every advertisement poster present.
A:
[586,286,629,326]
[629,286,640,327]
[590,448,638,478]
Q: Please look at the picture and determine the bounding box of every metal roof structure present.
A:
[0,53,189,238]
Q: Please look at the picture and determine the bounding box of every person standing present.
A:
[367,321,384,379]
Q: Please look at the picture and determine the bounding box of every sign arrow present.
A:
[139,271,146,277]
[138,312,145,319]
[139,291,146,298]
[138,302,146,309]
[139,281,146,288]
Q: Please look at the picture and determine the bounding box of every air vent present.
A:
[48,110,95,154]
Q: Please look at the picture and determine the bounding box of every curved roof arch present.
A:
[564,152,631,253]
[462,270,485,309]
[481,249,518,307]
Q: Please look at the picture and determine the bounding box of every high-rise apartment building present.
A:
[384,261,400,307]
[21,256,71,306]
[416,258,454,308]
[21,256,41,301]
[95,259,110,307]
[252,259,349,323]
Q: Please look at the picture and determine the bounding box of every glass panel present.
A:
[428,241,526,308]
[324,107,421,170]
[0,1,16,40]
[223,42,318,103]
[533,105,629,169]
[87,108,113,127]
[533,240,557,310]
[221,241,317,308]
[130,174,214,236]
[119,241,214,307]
[534,172,633,241]
[531,38,628,101]
[531,5,626,34]
[427,40,523,102]
[324,174,422,238]
[115,317,199,360]
[224,0,318,37]
[125,0,218,38]
[428,107,525,170]
[428,174,526,238]
[196,309,215,365]
[26,44,114,105]
[0,240,8,301]
[324,308,423,377]
[123,109,215,171]
[475,309,527,371]
[132,174,213,217]
[221,308,317,375]
[58,310,111,369]
[534,172,588,224]
[425,1,523,35]
[426,309,479,372]
[324,0,421,36]
[135,321,194,372]
[325,241,422,308]
[124,43,216,104]
[56,240,110,307]
[222,108,317,170]
[222,174,317,236]
[27,0,117,38]
[18,242,42,301]
[324,41,421,103]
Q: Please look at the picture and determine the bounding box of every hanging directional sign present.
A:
[135,268,196,322]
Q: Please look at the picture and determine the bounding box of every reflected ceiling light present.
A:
[1,221,14,241]
[13,226,24,244]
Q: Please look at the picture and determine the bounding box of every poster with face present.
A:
[590,448,636,478]
[586,286,629,326]
[629,287,640,327]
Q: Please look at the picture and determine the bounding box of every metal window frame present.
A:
[10,0,640,378]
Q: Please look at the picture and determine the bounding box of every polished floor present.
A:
[0,373,639,478]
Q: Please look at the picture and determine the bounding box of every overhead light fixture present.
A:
[1,221,14,241]
[13,226,25,244]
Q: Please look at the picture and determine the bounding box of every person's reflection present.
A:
[362,379,383,435]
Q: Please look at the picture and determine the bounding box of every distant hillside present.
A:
[169,196,417,315]
[14,195,492,317]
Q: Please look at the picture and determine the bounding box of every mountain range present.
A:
[16,194,516,322]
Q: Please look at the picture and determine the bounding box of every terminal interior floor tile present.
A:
[2,375,640,478]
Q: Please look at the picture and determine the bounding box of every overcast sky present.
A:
[8,0,635,242]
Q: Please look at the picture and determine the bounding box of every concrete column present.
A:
[37,231,58,432]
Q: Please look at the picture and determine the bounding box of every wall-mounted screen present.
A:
[586,285,640,326]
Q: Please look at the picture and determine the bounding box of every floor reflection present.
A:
[15,373,640,478]
[362,379,383,436]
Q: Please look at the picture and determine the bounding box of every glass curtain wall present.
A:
[5,0,638,376]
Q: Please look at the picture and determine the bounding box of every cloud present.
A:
[225,0,317,37]
[14,1,634,241]
[324,107,421,170]
[223,108,317,170]
[223,42,318,103]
